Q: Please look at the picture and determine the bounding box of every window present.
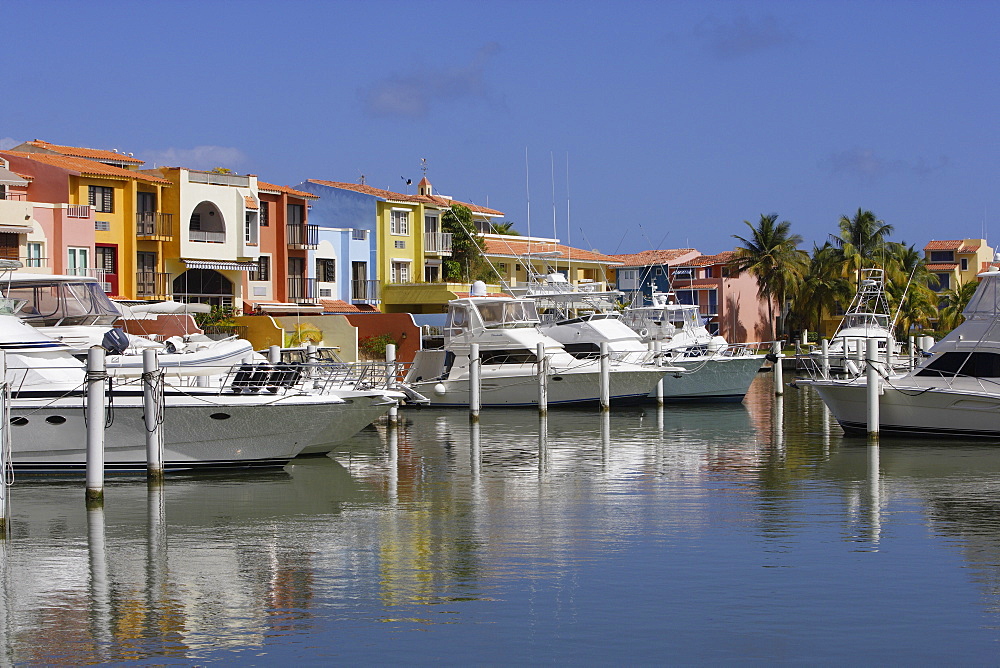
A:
[352,229,368,241]
[424,214,438,233]
[259,201,269,227]
[390,210,410,235]
[930,250,955,263]
[961,258,969,271]
[287,204,304,227]
[249,256,270,282]
[67,247,89,276]
[498,263,508,273]
[703,267,713,279]
[936,273,951,291]
[316,258,336,283]
[26,242,43,267]
[391,261,410,283]
[190,213,201,231]
[95,246,117,274]
[88,186,114,213]
[245,211,258,244]
[394,240,406,249]
[425,264,439,282]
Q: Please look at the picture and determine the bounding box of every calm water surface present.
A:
[3,376,1000,664]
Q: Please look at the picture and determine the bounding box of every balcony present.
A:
[190,229,225,243]
[0,192,26,201]
[288,276,318,304]
[351,279,380,304]
[137,272,171,300]
[137,212,174,239]
[287,224,319,249]
[187,171,250,187]
[66,204,91,217]
[424,232,453,255]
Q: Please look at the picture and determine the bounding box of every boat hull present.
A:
[657,355,767,402]
[808,379,1000,439]
[411,365,663,408]
[8,391,354,471]
[298,391,398,454]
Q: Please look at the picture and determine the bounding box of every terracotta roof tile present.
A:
[22,140,144,164]
[483,236,622,264]
[611,249,699,266]
[306,179,504,216]
[926,263,958,271]
[320,299,363,313]
[243,195,258,209]
[0,151,171,185]
[923,240,963,251]
[257,180,318,199]
[960,244,981,252]
[680,251,736,267]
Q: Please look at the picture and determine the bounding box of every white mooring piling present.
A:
[142,349,164,482]
[385,344,398,423]
[536,342,548,416]
[599,341,610,412]
[469,343,481,422]
[772,341,784,396]
[654,340,664,406]
[86,346,107,507]
[866,337,880,438]
[0,351,8,537]
[820,338,830,380]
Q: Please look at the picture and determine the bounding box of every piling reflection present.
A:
[5,377,1000,660]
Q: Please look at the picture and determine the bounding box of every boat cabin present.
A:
[445,297,540,338]
[3,275,120,327]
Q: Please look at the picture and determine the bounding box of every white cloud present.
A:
[361,43,501,119]
[140,145,249,171]
[695,14,801,58]
[0,137,19,150]
[822,148,948,180]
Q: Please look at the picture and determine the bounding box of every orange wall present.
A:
[343,313,420,363]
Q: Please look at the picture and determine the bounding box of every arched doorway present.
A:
[173,269,233,308]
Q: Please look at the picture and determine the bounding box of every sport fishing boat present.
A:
[403,283,665,407]
[809,268,904,375]
[616,290,768,401]
[804,268,1000,438]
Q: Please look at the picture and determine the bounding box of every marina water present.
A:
[2,376,999,663]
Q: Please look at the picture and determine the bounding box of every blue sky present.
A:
[4,0,999,256]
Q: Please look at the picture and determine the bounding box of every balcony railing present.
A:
[351,279,380,303]
[424,232,453,254]
[20,256,48,269]
[137,212,174,238]
[0,192,26,201]
[287,224,319,249]
[187,171,251,187]
[65,267,107,281]
[137,272,171,299]
[66,204,91,218]
[288,276,318,304]
[190,229,226,243]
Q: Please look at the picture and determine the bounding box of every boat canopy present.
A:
[446,298,540,334]
[4,279,121,327]
[964,272,1000,319]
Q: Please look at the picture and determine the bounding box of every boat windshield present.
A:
[964,274,1000,319]
[475,300,540,328]
[840,313,889,329]
[5,280,121,327]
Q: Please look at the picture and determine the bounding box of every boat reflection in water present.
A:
[6,379,1000,662]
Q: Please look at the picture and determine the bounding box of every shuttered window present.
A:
[0,233,18,260]
[88,186,114,213]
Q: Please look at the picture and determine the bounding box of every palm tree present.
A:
[937,279,979,332]
[728,213,807,339]
[490,221,520,235]
[882,242,939,335]
[833,208,894,284]
[793,242,852,335]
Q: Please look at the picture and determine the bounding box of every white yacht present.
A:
[805,268,1000,438]
[617,291,768,402]
[811,269,904,375]
[404,284,665,407]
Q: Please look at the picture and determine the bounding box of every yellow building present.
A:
[2,141,172,298]
[923,238,996,292]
